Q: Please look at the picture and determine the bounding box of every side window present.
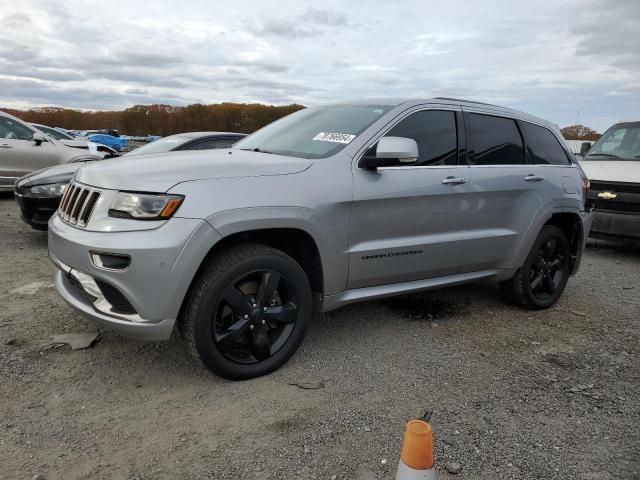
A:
[384,110,458,166]
[188,139,236,150]
[466,113,525,165]
[520,122,570,165]
[0,117,35,141]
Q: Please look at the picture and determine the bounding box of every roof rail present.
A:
[433,97,503,108]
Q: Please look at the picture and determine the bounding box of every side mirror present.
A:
[360,136,419,169]
[32,132,46,146]
[580,142,591,156]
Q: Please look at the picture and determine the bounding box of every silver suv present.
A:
[48,98,592,380]
[0,111,102,191]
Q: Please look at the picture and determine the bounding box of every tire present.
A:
[500,225,571,310]
[179,243,312,380]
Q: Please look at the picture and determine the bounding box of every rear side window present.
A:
[466,113,525,165]
[384,110,458,166]
[520,122,570,165]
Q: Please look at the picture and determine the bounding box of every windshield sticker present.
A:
[313,132,356,144]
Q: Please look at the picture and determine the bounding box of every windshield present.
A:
[125,135,188,156]
[233,104,394,159]
[34,125,74,140]
[585,122,640,161]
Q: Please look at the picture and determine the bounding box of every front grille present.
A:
[593,199,640,214]
[58,182,100,227]
[590,181,640,195]
[95,280,137,315]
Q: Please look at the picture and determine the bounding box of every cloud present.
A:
[0,0,638,131]
[571,0,640,71]
[253,7,349,38]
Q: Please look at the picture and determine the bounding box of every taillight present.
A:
[577,163,590,209]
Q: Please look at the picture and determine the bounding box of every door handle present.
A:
[442,176,466,185]
[0,144,12,148]
[524,174,544,182]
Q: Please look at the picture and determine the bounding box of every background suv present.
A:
[48,98,591,380]
[0,111,103,191]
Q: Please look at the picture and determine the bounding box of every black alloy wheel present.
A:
[500,225,572,310]
[529,237,565,300]
[213,269,299,364]
[180,244,312,380]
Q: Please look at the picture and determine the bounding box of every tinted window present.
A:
[187,138,239,150]
[384,110,458,166]
[0,116,35,141]
[466,113,525,165]
[521,122,570,165]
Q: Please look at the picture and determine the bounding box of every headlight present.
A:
[29,183,67,197]
[109,192,184,220]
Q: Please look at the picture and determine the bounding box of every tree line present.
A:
[560,124,601,141]
[4,103,604,142]
[3,103,305,136]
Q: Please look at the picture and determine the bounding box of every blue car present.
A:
[87,134,128,151]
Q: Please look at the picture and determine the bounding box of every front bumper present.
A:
[48,214,220,341]
[15,191,61,231]
[590,211,640,240]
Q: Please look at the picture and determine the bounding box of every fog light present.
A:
[90,252,131,271]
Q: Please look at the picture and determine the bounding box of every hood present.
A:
[75,149,313,192]
[60,139,90,148]
[59,139,116,157]
[579,160,640,184]
[17,162,84,188]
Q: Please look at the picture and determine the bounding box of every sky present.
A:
[0,0,638,131]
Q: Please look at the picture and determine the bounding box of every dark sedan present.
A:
[15,131,246,230]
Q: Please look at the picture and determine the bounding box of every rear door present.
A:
[0,115,59,186]
[348,106,477,289]
[518,120,579,208]
[462,111,545,270]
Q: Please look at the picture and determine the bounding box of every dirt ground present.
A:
[1,193,639,480]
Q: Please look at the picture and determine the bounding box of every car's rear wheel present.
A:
[500,225,571,310]
[179,244,312,380]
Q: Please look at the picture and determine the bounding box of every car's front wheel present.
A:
[179,244,312,380]
[500,225,572,310]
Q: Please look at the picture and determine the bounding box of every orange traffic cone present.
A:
[396,414,437,480]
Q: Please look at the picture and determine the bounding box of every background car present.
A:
[580,119,640,242]
[85,133,128,151]
[124,131,246,156]
[1,111,102,192]
[30,123,118,157]
[14,131,246,230]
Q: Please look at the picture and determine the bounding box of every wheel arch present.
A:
[512,208,585,275]
[179,211,326,320]
[544,211,585,275]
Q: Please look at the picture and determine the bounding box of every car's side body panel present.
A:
[171,153,353,296]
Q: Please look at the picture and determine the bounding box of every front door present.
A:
[0,116,59,187]
[348,108,476,289]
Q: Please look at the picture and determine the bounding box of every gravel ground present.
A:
[1,193,639,480]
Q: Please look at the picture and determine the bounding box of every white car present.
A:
[580,120,640,241]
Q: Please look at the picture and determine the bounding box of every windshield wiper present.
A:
[586,153,622,160]
[238,147,275,155]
